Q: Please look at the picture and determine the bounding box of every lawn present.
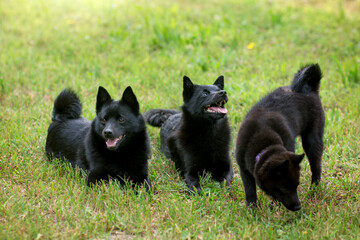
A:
[1,0,360,239]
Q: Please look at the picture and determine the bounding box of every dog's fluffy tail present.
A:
[52,88,82,121]
[291,63,322,94]
[144,109,180,127]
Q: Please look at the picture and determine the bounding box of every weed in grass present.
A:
[332,56,360,88]
[0,78,7,96]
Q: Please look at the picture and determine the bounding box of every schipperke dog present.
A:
[144,75,233,194]
[45,86,151,191]
[235,64,325,211]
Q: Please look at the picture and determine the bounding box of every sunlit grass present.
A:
[1,0,360,239]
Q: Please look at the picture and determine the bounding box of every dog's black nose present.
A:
[292,203,301,211]
[219,90,227,96]
[103,129,113,138]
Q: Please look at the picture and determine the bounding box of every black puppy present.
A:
[145,76,233,194]
[45,86,151,190]
[235,64,325,211]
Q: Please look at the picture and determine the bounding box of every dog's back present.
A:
[243,64,323,146]
[45,89,90,165]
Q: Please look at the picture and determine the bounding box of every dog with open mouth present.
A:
[144,75,233,194]
[45,86,151,191]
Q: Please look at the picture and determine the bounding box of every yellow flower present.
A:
[66,19,74,25]
[247,42,255,50]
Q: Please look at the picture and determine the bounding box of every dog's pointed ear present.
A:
[292,153,305,166]
[96,86,112,114]
[213,75,224,90]
[183,75,194,102]
[121,86,139,114]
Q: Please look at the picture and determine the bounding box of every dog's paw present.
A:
[246,201,258,209]
[187,186,202,195]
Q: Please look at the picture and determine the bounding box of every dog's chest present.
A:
[181,129,228,162]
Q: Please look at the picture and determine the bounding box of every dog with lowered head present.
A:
[235,64,325,211]
[145,76,233,194]
[45,86,151,191]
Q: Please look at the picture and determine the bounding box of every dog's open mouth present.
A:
[204,100,228,114]
[106,135,126,150]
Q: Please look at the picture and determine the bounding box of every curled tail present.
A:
[52,89,82,121]
[291,63,322,94]
[144,109,180,127]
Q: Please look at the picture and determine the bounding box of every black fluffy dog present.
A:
[235,64,325,211]
[145,76,233,194]
[45,86,151,190]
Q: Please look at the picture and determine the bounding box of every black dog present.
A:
[235,64,325,211]
[45,86,151,190]
[145,76,233,194]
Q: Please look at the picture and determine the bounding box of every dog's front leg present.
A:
[224,162,233,186]
[219,166,233,189]
[240,168,257,207]
[184,171,201,195]
[87,168,108,186]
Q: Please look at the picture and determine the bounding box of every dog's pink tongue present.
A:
[106,139,117,148]
[209,106,228,114]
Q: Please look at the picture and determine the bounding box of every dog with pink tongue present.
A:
[45,86,151,191]
[145,75,233,194]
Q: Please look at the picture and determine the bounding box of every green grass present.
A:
[1,0,360,239]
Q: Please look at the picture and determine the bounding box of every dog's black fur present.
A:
[235,64,325,211]
[45,86,151,190]
[144,76,233,194]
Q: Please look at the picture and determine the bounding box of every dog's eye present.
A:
[201,91,209,97]
[118,117,125,123]
[101,118,106,124]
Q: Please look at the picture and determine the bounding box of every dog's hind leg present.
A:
[240,168,258,206]
[301,130,324,184]
[167,136,186,177]
[223,167,233,187]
